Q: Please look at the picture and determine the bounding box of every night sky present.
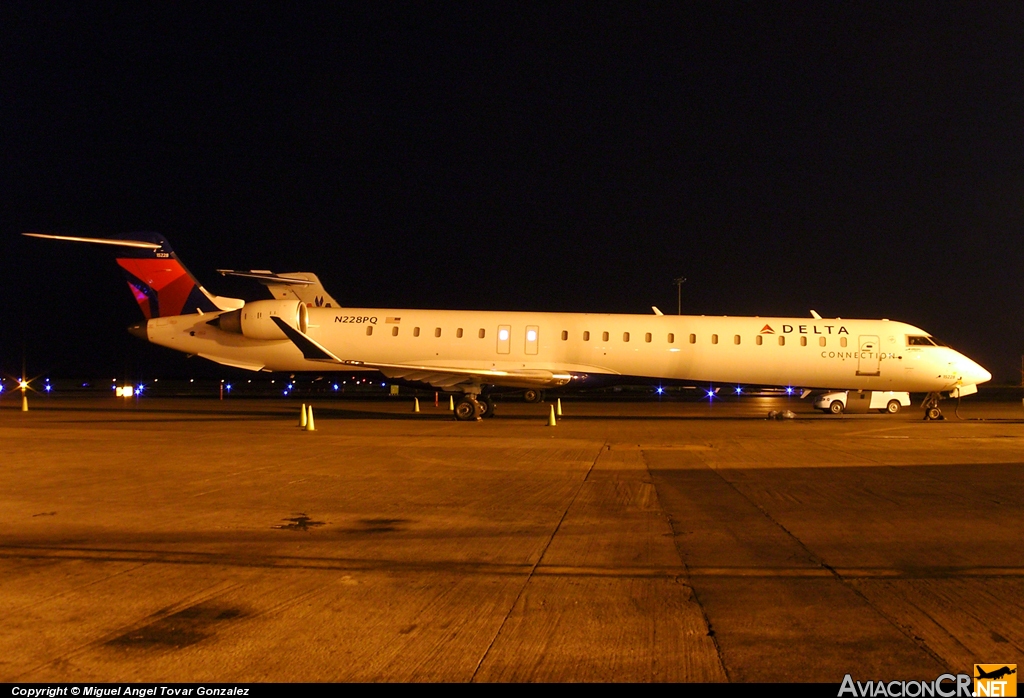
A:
[3,3,1024,382]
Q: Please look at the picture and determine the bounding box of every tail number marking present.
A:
[335,316,378,324]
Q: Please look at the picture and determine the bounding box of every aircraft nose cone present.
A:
[127,322,148,340]
[962,357,991,385]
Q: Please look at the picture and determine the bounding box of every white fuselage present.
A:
[141,308,992,394]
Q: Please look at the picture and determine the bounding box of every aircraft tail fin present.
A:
[23,232,243,318]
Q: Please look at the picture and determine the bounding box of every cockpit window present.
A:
[929,336,949,347]
[907,336,935,346]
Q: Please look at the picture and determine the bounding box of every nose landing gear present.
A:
[922,392,945,421]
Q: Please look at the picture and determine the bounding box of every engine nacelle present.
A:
[213,300,308,340]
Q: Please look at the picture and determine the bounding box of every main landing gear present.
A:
[922,392,945,421]
[523,388,545,403]
[453,393,496,421]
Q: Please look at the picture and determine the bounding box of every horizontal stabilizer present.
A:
[24,231,242,316]
[23,232,161,249]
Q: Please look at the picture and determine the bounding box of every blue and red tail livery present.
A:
[111,232,221,318]
[23,231,225,318]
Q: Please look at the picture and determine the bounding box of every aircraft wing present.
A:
[342,361,568,388]
[218,270,340,308]
[270,317,572,389]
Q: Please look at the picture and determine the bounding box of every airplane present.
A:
[976,667,1016,681]
[24,231,992,421]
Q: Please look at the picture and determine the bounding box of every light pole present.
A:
[673,277,687,315]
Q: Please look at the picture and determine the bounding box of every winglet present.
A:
[270,316,343,363]
[810,310,822,319]
[652,306,664,316]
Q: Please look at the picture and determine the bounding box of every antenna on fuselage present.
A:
[673,277,687,315]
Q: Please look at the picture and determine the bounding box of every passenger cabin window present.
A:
[434,327,442,337]
[840,337,847,347]
[478,329,485,339]
[800,337,807,346]
[583,331,590,341]
[623,332,630,342]
[366,326,373,336]
[756,335,763,346]
[525,326,539,355]
[819,337,826,347]
[734,335,741,345]
[561,330,568,341]
[645,333,652,343]
[668,333,675,343]
[711,334,718,345]
[688,334,695,344]
[413,327,421,337]
[456,328,463,338]
[778,336,785,346]
[392,326,399,336]
[602,331,609,342]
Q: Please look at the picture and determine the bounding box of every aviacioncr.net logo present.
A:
[839,673,972,697]
[975,665,1017,697]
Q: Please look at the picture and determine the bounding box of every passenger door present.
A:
[856,335,880,376]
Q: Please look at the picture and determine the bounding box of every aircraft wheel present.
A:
[454,397,480,421]
[926,406,942,421]
[523,389,544,403]
[885,400,901,414]
[829,401,844,415]
[479,395,496,418]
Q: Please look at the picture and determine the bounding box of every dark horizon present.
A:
[4,3,1024,383]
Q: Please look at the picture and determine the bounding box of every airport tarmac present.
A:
[1,394,1022,682]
